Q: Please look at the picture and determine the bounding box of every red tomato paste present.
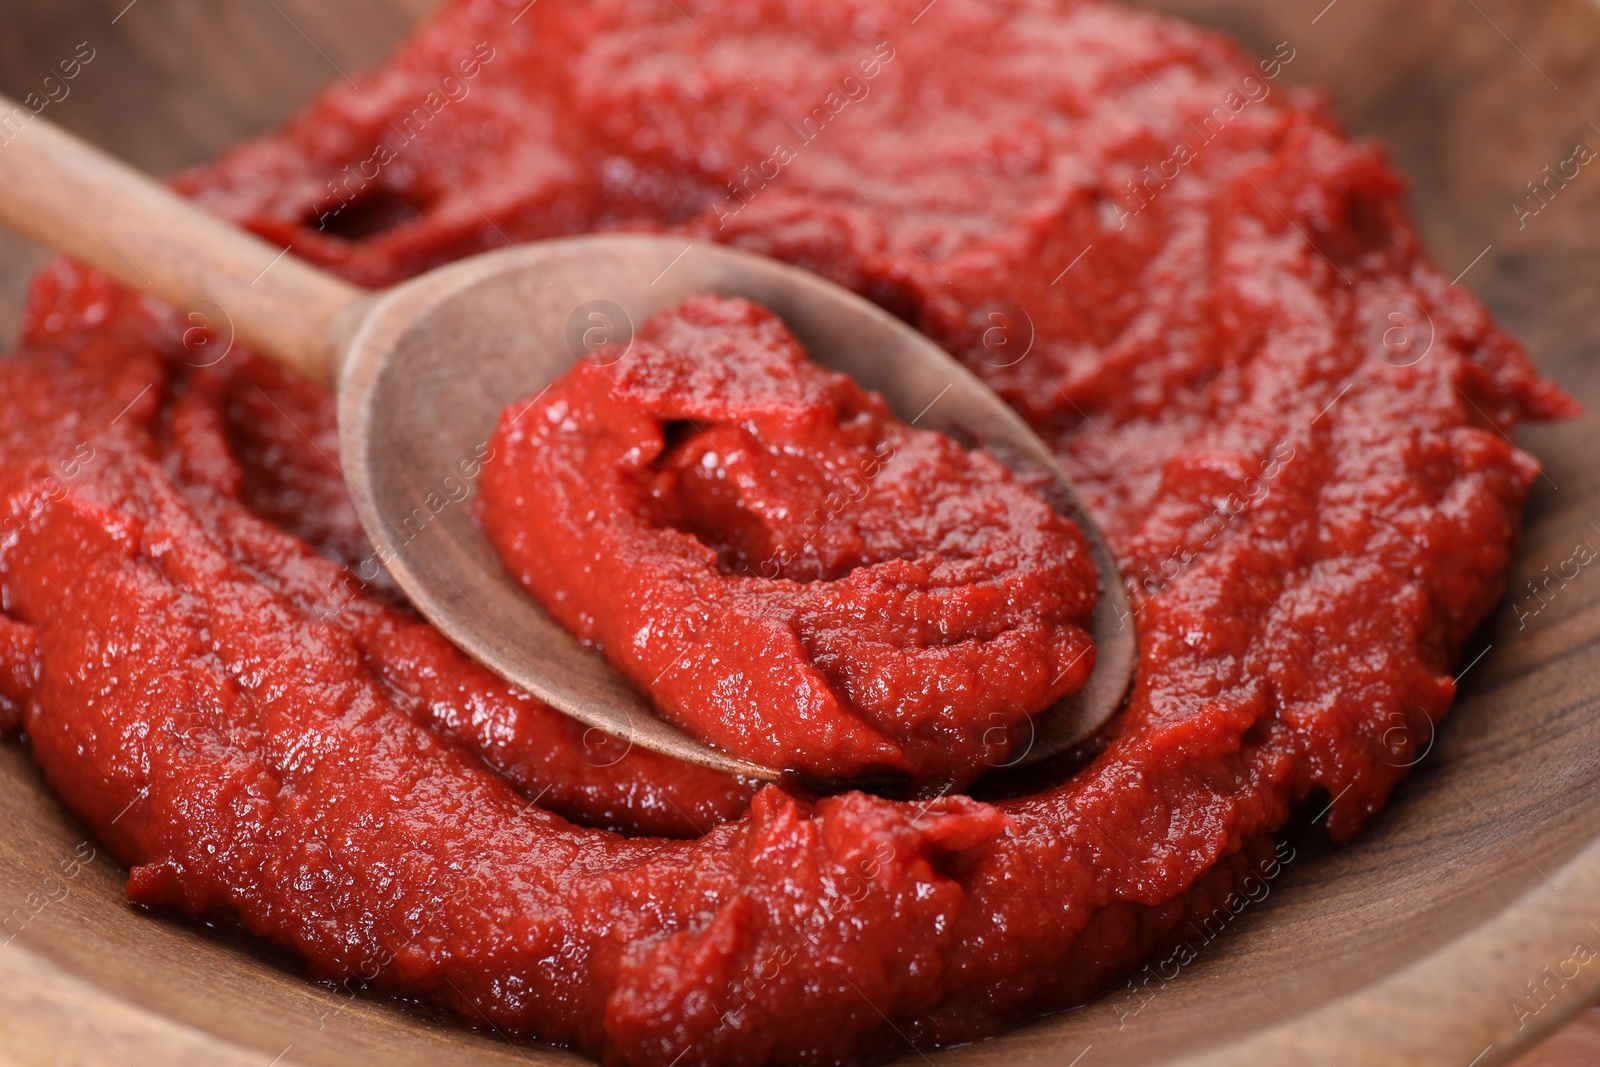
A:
[477,294,1098,785]
[0,0,1574,1063]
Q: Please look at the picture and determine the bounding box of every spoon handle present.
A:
[0,95,361,389]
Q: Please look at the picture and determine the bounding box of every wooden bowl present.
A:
[1,1,1597,1064]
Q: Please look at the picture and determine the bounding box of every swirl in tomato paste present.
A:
[478,295,1097,784]
[0,0,1576,1064]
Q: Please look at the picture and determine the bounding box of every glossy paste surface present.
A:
[0,0,1575,1063]
[478,294,1098,784]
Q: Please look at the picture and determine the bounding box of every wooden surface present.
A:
[0,0,438,346]
[0,2,1597,1066]
[0,90,363,386]
[335,234,1135,780]
[0,65,1134,782]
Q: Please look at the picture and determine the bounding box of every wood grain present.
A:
[1518,1009,1600,1067]
[0,91,363,385]
[0,90,1135,780]
[330,234,1135,779]
[0,2,1596,1066]
[0,0,439,344]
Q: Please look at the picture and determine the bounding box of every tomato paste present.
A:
[477,294,1098,784]
[0,0,1574,1063]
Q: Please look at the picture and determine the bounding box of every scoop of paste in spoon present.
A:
[477,294,1101,786]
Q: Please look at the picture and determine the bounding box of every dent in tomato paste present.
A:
[478,294,1097,785]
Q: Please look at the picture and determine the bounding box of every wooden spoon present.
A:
[0,96,1136,781]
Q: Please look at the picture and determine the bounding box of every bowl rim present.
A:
[7,835,1600,1066]
[2,1,1597,1065]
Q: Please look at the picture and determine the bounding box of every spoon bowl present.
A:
[0,100,1135,780]
[337,234,1136,779]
